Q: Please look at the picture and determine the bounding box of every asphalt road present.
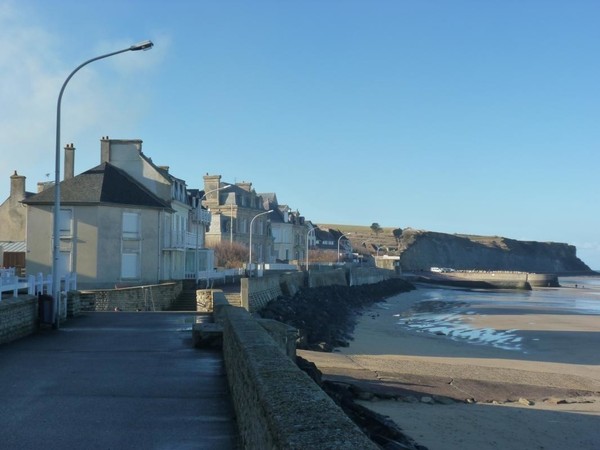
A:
[0,312,239,449]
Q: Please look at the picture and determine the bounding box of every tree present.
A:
[393,228,403,244]
[370,222,383,236]
[209,241,249,268]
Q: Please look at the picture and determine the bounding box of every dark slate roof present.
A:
[23,163,171,209]
[267,208,284,223]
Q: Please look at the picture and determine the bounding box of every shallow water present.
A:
[396,276,600,351]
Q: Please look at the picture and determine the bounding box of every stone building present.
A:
[0,171,33,273]
[203,174,274,265]
[22,139,213,289]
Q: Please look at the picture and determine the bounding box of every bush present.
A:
[209,241,249,268]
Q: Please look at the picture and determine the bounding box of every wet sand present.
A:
[298,287,600,450]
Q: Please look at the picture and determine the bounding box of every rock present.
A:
[544,397,568,405]
[420,396,434,404]
[258,279,415,352]
[518,397,534,406]
[432,395,455,405]
[465,397,476,404]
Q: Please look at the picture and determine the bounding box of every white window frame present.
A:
[121,211,141,280]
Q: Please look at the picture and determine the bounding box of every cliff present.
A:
[396,229,592,274]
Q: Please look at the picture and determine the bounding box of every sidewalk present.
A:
[0,312,239,449]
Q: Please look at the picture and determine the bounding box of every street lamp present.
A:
[305,227,315,270]
[337,232,351,263]
[196,184,231,277]
[248,209,273,276]
[52,40,153,328]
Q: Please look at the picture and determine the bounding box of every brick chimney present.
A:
[64,143,75,180]
[10,171,26,202]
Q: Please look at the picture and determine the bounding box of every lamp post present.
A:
[248,209,273,277]
[52,40,153,329]
[230,202,234,245]
[197,184,231,277]
[337,232,351,263]
[305,227,315,270]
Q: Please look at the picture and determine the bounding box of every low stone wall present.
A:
[241,275,283,313]
[348,267,391,286]
[79,282,182,312]
[307,268,347,288]
[213,298,378,450]
[0,295,37,345]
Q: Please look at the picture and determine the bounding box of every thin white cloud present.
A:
[0,2,167,199]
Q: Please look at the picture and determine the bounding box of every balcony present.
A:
[193,208,211,225]
[163,231,203,250]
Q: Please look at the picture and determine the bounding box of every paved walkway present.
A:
[0,312,239,449]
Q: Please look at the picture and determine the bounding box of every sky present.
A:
[1,0,599,268]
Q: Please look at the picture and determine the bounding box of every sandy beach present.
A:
[298,286,600,450]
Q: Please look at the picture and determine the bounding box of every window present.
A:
[59,209,72,237]
[122,212,140,240]
[121,212,141,279]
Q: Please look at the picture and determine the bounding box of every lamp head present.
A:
[130,40,154,51]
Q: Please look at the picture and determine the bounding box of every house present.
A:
[22,139,213,289]
[203,175,274,264]
[261,193,307,263]
[314,227,336,249]
[0,171,33,274]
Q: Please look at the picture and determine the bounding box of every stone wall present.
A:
[214,299,378,450]
[348,267,391,286]
[307,268,347,288]
[79,282,182,312]
[0,296,37,345]
[241,275,283,313]
[239,269,393,314]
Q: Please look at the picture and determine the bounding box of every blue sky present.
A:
[1,1,599,268]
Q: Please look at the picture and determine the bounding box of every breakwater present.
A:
[414,271,559,289]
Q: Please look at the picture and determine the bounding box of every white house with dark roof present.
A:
[22,139,213,289]
[261,193,308,263]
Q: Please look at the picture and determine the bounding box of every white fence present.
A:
[0,268,77,300]
[195,268,244,288]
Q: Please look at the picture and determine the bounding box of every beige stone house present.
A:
[0,171,33,273]
[22,139,213,289]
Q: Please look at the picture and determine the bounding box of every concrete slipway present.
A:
[0,312,239,449]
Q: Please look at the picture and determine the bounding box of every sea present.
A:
[393,276,600,354]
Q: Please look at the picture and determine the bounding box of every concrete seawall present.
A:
[417,271,559,289]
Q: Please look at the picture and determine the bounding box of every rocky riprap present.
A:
[258,277,415,352]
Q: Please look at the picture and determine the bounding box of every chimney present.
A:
[10,171,26,202]
[237,182,252,192]
[37,181,53,193]
[64,143,75,180]
[100,136,111,163]
[203,174,222,206]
